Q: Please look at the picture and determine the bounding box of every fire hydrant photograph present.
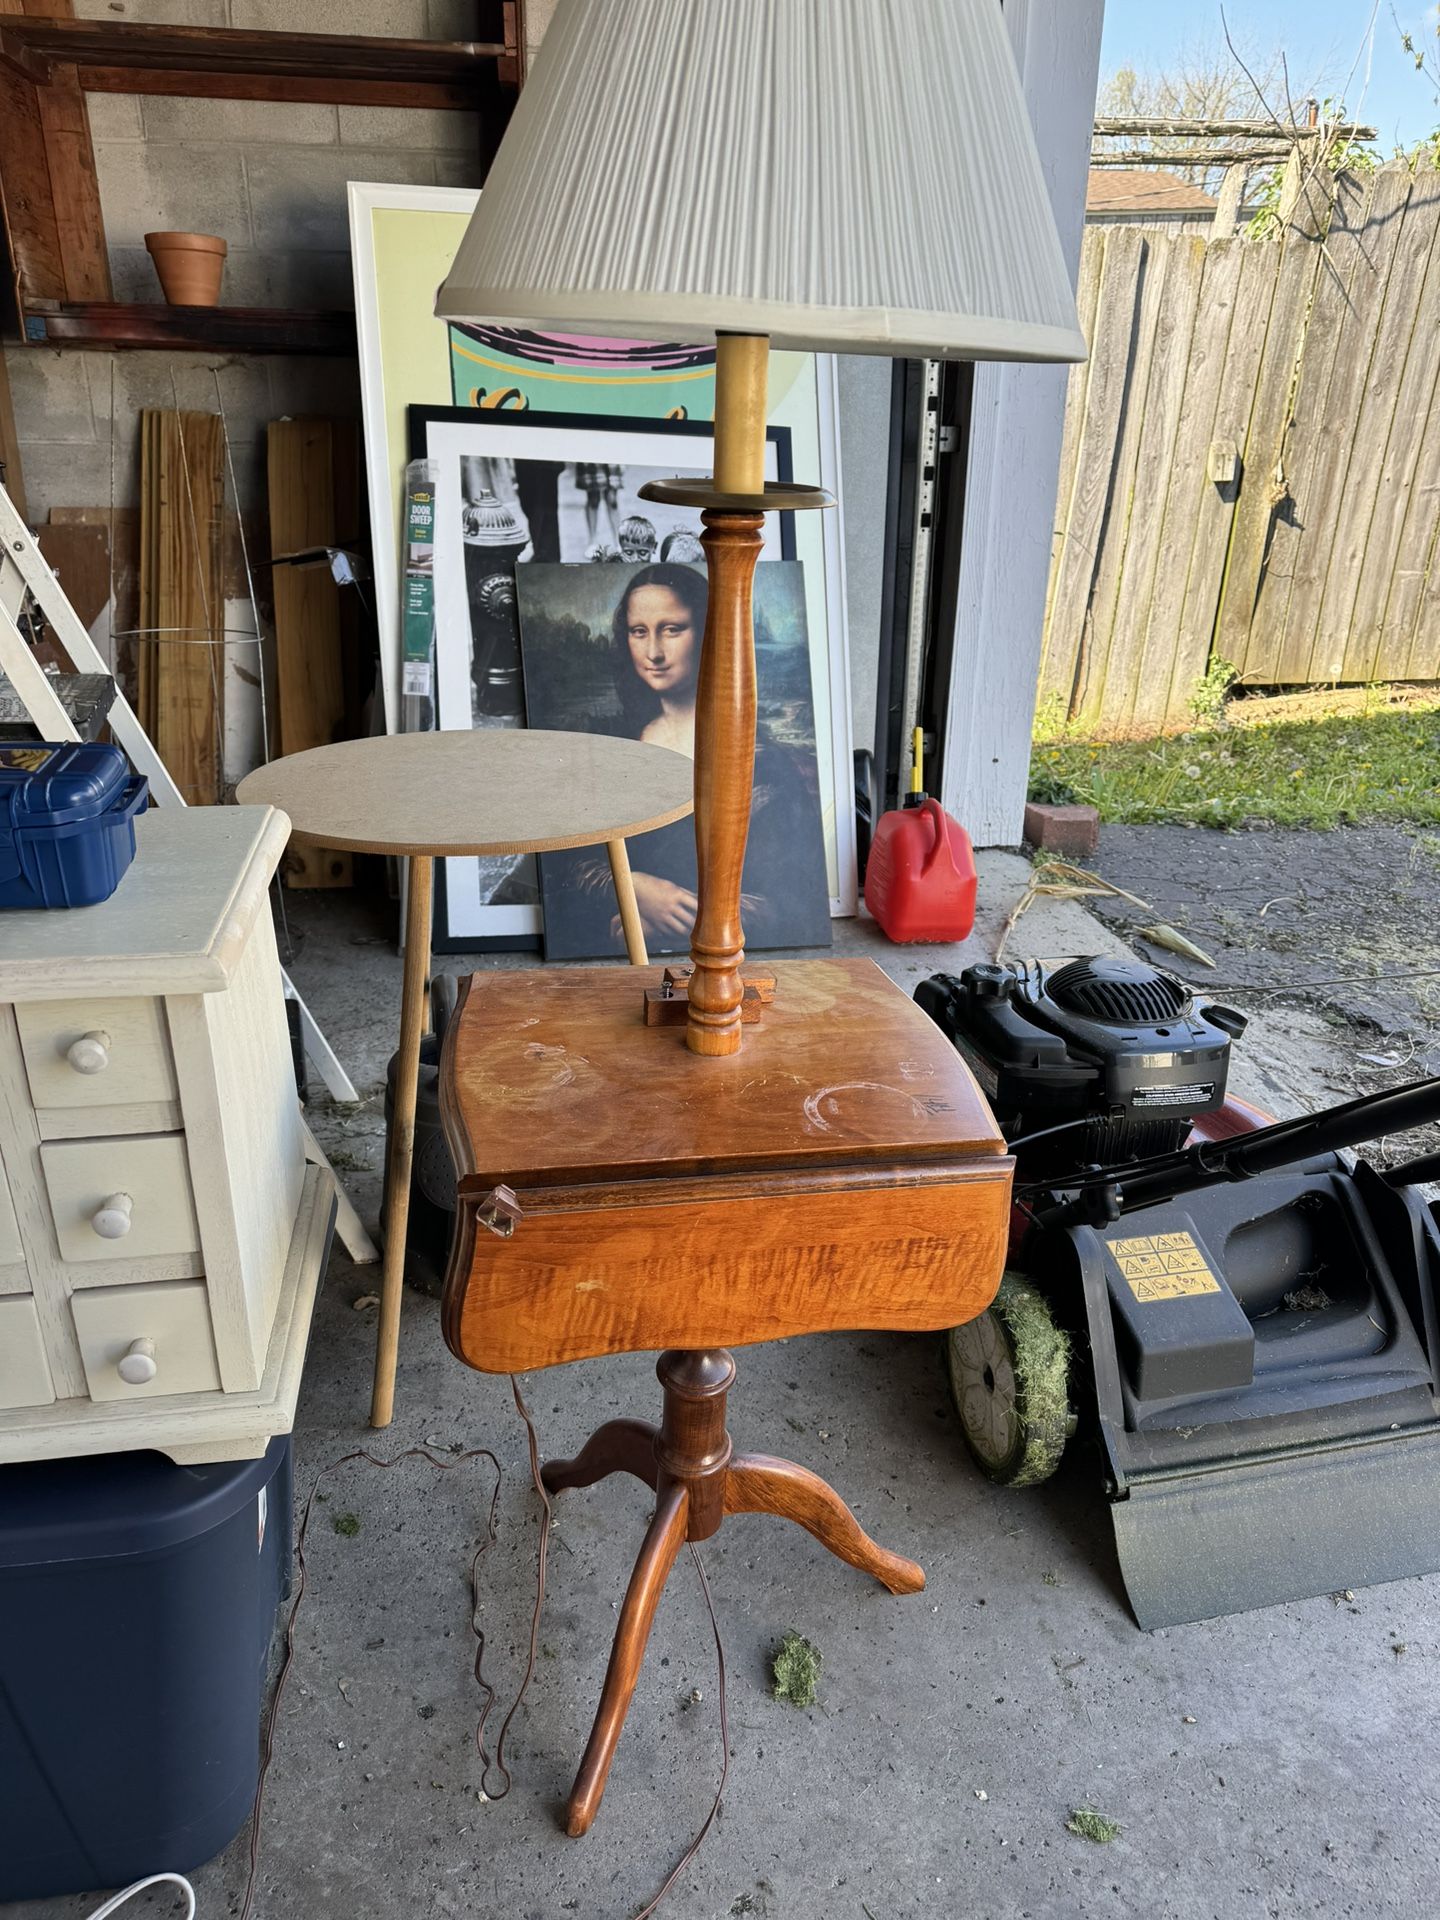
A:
[0,3,1437,1918]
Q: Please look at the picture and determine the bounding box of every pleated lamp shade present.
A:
[436,0,1085,364]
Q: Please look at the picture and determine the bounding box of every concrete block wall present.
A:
[3,0,492,518]
[88,90,480,313]
[6,342,366,522]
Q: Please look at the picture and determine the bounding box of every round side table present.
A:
[237,729,693,1425]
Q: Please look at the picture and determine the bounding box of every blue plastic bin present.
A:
[0,1438,292,1899]
[0,740,148,910]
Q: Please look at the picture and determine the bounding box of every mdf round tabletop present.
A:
[235,730,694,856]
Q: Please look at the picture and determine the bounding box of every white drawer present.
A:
[39,1135,200,1266]
[0,1155,22,1267]
[0,1296,55,1410]
[17,997,178,1127]
[71,1278,220,1402]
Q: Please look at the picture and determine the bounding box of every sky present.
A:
[1098,0,1440,151]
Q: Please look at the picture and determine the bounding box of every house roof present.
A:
[1086,168,1217,215]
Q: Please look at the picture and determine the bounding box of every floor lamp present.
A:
[436,0,1087,1834]
[438,0,1083,1054]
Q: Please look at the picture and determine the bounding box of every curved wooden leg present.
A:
[542,1418,659,1496]
[565,1482,689,1837]
[724,1453,925,1596]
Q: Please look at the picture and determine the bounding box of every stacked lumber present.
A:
[266,415,355,887]
[138,408,225,804]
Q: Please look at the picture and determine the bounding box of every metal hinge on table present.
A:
[477,1185,524,1237]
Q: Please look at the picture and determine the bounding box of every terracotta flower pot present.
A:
[144,231,227,307]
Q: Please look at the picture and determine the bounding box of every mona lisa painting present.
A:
[516,561,833,961]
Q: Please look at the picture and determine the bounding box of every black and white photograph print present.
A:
[516,558,833,962]
[415,404,793,725]
[412,406,804,948]
[447,455,729,725]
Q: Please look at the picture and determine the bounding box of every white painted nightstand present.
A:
[0,804,335,1466]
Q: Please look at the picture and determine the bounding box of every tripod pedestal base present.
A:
[541,1347,924,1836]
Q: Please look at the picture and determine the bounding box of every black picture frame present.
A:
[406,405,796,954]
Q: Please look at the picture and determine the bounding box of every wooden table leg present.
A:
[724,1452,925,1594]
[606,836,649,967]
[370,852,433,1428]
[565,1481,689,1836]
[542,1418,660,1494]
[548,1349,927,1834]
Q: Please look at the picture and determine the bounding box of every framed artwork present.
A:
[411,407,793,950]
[449,324,721,420]
[349,182,479,733]
[517,560,832,962]
[348,181,857,930]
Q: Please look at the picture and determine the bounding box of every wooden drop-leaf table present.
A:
[443,954,1013,1833]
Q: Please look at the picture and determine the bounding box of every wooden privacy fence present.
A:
[1039,158,1440,733]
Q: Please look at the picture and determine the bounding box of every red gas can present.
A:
[865,794,977,944]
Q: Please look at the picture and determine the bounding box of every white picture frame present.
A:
[348,180,480,736]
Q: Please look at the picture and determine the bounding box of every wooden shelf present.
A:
[22,301,357,356]
[0,2,524,355]
[0,19,517,108]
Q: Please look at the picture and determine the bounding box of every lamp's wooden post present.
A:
[711,332,770,494]
[687,506,763,1054]
[642,333,830,1056]
[687,333,767,1056]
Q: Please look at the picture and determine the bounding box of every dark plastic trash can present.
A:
[0,1437,291,1900]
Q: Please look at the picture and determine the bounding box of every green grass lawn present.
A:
[1030,691,1440,830]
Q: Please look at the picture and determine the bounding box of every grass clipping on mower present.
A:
[997,1276,1072,1485]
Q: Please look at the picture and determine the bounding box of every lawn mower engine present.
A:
[917,955,1246,1181]
[915,955,1440,1631]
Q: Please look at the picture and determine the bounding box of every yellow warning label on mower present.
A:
[1107,1231,1222,1303]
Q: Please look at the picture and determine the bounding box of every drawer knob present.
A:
[91,1192,134,1240]
[67,1030,111,1075]
[117,1337,157,1386]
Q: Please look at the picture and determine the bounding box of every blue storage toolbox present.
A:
[0,740,148,910]
[0,1437,292,1899]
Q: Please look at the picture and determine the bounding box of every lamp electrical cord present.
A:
[231,1376,726,1920]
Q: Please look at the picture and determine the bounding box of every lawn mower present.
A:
[914,955,1440,1630]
